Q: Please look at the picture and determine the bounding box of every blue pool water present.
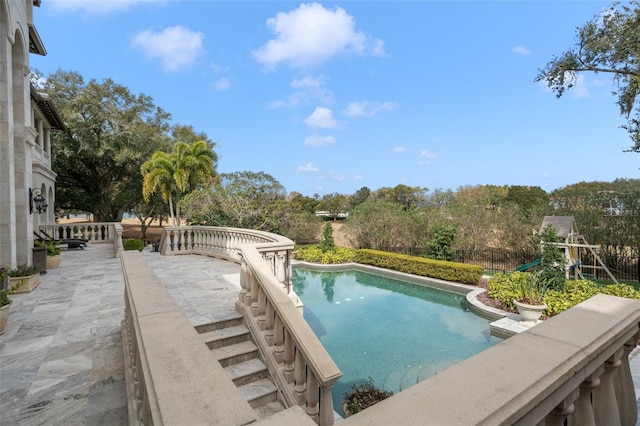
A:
[292,268,501,416]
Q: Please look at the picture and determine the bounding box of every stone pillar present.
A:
[0,34,17,268]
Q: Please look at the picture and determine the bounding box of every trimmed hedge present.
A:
[295,246,358,264]
[354,249,483,285]
[123,238,145,252]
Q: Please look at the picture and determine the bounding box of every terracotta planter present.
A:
[46,255,61,269]
[513,299,546,327]
[9,273,41,294]
[0,304,10,334]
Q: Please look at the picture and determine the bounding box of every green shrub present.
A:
[489,274,640,317]
[355,249,483,285]
[487,272,529,310]
[123,239,145,252]
[296,246,357,264]
[0,289,11,307]
[35,240,61,256]
[8,264,40,277]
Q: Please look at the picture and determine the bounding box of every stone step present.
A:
[239,378,278,409]
[200,324,251,349]
[225,358,269,386]
[253,400,287,419]
[195,313,244,334]
[210,340,259,367]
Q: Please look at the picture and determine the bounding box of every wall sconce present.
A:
[30,188,47,214]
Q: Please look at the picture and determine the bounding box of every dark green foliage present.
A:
[8,264,40,277]
[320,222,335,252]
[355,249,483,285]
[343,378,393,416]
[0,289,11,307]
[426,224,457,261]
[123,239,145,252]
[538,225,566,292]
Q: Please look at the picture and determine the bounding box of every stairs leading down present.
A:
[196,313,286,419]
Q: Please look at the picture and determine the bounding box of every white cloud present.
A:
[211,77,231,91]
[270,74,334,109]
[344,101,397,118]
[418,149,437,165]
[393,146,406,153]
[252,2,386,69]
[297,162,319,172]
[48,0,166,15]
[304,107,338,128]
[304,134,336,147]
[353,175,363,181]
[131,26,205,72]
[512,45,531,55]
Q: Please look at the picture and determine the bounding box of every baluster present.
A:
[257,288,267,329]
[294,346,306,403]
[545,388,578,426]
[593,347,623,426]
[306,372,319,421]
[250,275,259,315]
[284,330,295,381]
[265,301,275,345]
[319,383,336,426]
[616,337,638,426]
[570,366,601,426]
[274,315,284,363]
[239,262,249,304]
[169,230,175,251]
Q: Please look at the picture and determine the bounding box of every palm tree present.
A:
[141,140,217,226]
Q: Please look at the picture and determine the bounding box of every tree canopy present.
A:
[43,70,173,220]
[535,1,640,152]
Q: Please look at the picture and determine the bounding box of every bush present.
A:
[0,289,11,307]
[355,249,483,285]
[8,264,40,277]
[343,378,392,416]
[296,246,357,264]
[489,274,640,316]
[123,239,145,252]
[35,240,61,256]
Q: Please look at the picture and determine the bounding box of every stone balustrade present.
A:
[120,251,259,426]
[236,247,342,426]
[160,226,294,294]
[40,222,123,257]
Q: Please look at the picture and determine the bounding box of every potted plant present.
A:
[513,270,548,326]
[36,240,62,269]
[8,264,41,294]
[0,268,11,335]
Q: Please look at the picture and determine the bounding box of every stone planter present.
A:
[46,255,61,269]
[9,273,41,294]
[513,300,546,327]
[0,304,10,335]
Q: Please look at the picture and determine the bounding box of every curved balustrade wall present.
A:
[159,226,295,294]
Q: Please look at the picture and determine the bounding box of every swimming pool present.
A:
[291,267,501,416]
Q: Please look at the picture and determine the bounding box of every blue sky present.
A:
[31,0,639,197]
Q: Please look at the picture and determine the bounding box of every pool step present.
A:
[196,317,285,419]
